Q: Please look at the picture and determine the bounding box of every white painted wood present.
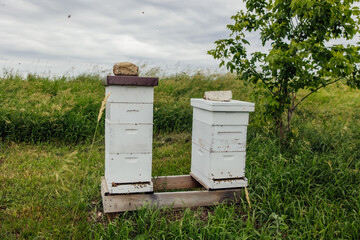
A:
[106,102,153,124]
[192,119,247,152]
[104,84,155,194]
[190,169,248,190]
[193,108,250,126]
[191,98,255,112]
[105,120,152,154]
[106,85,154,103]
[106,181,154,195]
[190,98,254,190]
[191,143,246,180]
[105,152,152,183]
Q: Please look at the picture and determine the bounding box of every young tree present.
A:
[209,0,360,139]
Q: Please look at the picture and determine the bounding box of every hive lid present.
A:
[103,76,158,86]
[191,98,255,112]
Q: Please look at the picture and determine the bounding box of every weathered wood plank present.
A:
[101,177,242,213]
[152,175,203,191]
[102,176,109,194]
[102,175,204,195]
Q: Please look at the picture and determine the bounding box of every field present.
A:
[0,72,359,239]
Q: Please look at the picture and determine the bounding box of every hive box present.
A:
[190,98,255,189]
[104,76,158,194]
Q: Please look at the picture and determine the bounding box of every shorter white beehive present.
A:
[190,98,255,189]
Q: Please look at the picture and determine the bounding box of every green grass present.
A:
[0,74,103,143]
[0,72,359,239]
[0,72,251,142]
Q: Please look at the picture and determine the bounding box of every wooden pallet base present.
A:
[101,175,244,213]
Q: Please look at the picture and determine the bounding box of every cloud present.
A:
[0,0,245,75]
[2,0,356,76]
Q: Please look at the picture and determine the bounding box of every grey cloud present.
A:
[0,0,245,75]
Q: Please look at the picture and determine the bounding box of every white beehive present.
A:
[190,98,255,189]
[104,76,158,194]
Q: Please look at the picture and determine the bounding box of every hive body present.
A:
[104,76,158,194]
[190,99,255,189]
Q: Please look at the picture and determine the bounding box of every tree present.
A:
[209,0,360,139]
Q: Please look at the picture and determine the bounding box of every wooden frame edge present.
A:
[101,176,243,213]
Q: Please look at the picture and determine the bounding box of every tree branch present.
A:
[262,80,276,96]
[249,67,276,96]
[292,76,344,111]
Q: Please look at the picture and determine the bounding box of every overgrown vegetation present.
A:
[0,74,103,143]
[0,73,359,239]
[0,72,251,142]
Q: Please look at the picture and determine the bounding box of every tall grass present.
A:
[0,74,103,143]
[0,72,359,239]
[89,92,111,158]
[0,72,251,142]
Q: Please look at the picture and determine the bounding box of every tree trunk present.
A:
[279,120,284,139]
[276,117,284,139]
[286,92,296,135]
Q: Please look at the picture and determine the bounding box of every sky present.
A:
[0,0,250,76]
[1,1,358,77]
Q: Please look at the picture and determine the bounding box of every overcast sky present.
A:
[0,0,251,76]
[1,1,358,77]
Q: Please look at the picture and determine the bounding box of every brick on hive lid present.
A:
[204,90,232,102]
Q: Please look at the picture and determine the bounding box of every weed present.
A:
[0,72,359,239]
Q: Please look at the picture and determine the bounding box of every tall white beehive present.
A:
[190,98,255,189]
[104,76,158,194]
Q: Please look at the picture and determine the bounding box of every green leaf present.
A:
[208,0,360,138]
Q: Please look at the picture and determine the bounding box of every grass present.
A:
[0,72,251,142]
[0,74,103,143]
[0,72,359,239]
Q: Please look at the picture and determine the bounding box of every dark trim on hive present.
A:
[103,76,158,86]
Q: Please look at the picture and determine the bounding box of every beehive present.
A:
[104,76,158,194]
[190,98,255,189]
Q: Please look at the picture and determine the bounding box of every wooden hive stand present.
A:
[101,175,244,213]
